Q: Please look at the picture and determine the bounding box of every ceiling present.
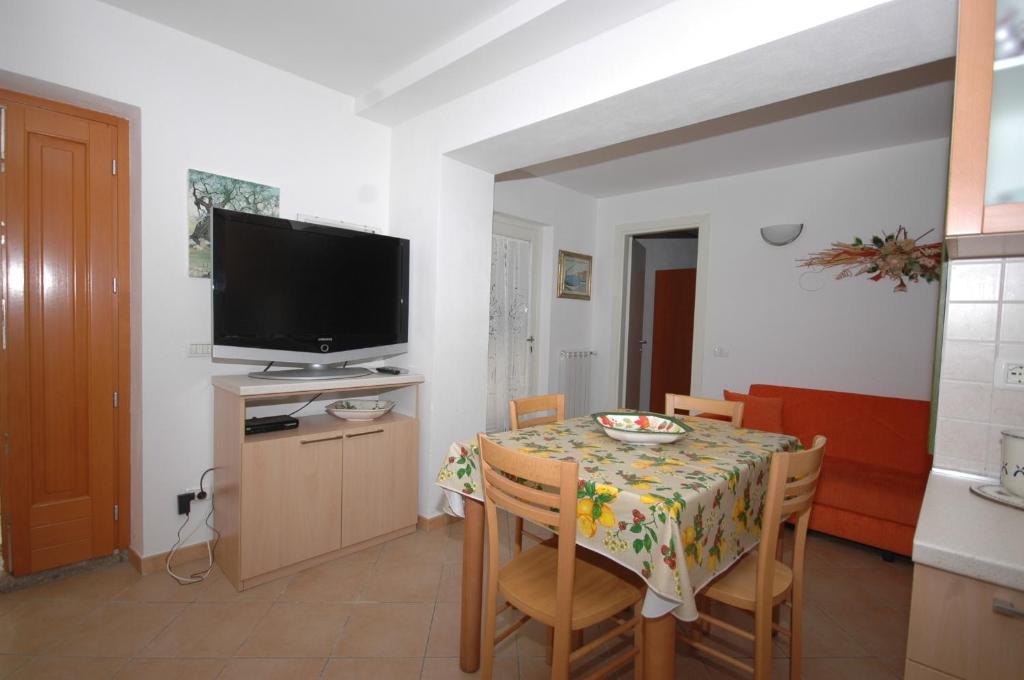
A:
[496,60,956,197]
[99,0,517,95]
[98,0,674,124]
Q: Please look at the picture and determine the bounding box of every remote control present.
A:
[376,366,404,375]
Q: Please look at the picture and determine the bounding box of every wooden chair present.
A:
[509,393,566,430]
[479,434,644,680]
[665,393,744,427]
[677,435,827,679]
[508,394,567,555]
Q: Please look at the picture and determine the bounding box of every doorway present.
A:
[621,228,700,412]
[0,89,131,576]
[486,215,542,432]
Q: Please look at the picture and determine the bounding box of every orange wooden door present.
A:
[1,93,121,575]
[648,268,696,414]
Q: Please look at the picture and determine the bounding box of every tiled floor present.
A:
[0,520,912,679]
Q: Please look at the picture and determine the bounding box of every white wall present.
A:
[634,237,699,410]
[492,178,597,393]
[592,139,949,410]
[0,0,391,556]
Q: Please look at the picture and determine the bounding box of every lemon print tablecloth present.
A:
[436,415,799,621]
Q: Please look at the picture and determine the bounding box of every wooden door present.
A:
[649,268,696,414]
[623,239,646,410]
[240,434,343,578]
[1,91,127,575]
[341,417,417,547]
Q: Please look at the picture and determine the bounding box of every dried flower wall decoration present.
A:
[797,226,941,293]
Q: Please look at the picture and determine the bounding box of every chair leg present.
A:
[633,602,644,680]
[545,626,554,666]
[513,517,524,556]
[551,626,572,680]
[481,578,500,679]
[790,589,804,680]
[753,604,773,680]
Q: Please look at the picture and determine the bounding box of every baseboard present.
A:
[417,513,459,532]
[128,541,212,576]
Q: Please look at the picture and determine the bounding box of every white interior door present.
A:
[624,239,646,410]
[487,217,540,432]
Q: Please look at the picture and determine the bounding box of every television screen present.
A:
[212,209,409,366]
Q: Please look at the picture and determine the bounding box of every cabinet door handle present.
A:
[300,434,346,445]
[346,428,384,439]
[993,598,1024,619]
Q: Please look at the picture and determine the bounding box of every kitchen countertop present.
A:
[913,468,1024,591]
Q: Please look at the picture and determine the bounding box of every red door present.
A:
[648,268,696,414]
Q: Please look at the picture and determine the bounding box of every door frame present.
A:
[492,212,544,396]
[612,215,709,408]
[0,87,132,563]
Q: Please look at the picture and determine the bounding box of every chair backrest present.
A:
[665,393,744,427]
[509,393,566,430]
[754,435,827,612]
[478,434,579,658]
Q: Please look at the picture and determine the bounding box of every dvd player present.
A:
[245,415,299,435]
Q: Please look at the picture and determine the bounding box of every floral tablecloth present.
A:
[436,415,799,621]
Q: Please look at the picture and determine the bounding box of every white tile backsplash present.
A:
[935,257,1024,476]
[941,341,996,382]
[948,261,1003,301]
[945,303,999,341]
[999,303,1024,342]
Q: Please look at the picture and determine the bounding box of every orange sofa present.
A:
[748,384,931,557]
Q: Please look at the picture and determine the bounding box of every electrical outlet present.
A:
[1006,363,1024,385]
[187,343,212,357]
[176,491,196,515]
[995,358,1024,390]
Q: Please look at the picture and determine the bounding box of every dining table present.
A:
[435,413,800,680]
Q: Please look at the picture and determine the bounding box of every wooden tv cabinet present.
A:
[211,372,423,590]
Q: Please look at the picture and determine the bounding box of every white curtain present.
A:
[487,234,532,432]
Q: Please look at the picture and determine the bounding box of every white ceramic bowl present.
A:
[592,411,692,445]
[1001,429,1024,498]
[326,399,395,422]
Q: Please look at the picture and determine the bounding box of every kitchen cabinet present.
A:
[212,373,422,590]
[906,564,1024,679]
[946,0,1024,256]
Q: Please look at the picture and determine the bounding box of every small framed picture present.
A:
[556,250,593,300]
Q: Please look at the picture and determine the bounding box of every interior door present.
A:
[649,268,697,414]
[1,93,121,575]
[623,239,646,409]
[486,218,539,432]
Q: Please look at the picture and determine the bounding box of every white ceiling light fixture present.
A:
[760,223,804,246]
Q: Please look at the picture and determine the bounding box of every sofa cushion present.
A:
[748,384,931,475]
[723,390,784,433]
[816,456,927,527]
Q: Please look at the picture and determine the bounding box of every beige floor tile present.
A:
[700,656,788,679]
[377,530,448,565]
[39,601,183,658]
[140,601,271,657]
[788,601,869,659]
[7,564,140,603]
[801,656,902,679]
[0,600,97,654]
[332,603,433,658]
[279,551,378,603]
[236,602,351,657]
[422,656,518,680]
[6,657,126,680]
[0,655,30,679]
[424,602,515,660]
[193,569,289,603]
[821,602,909,658]
[805,534,889,570]
[321,657,422,679]
[359,559,442,603]
[111,569,205,604]
[217,658,326,680]
[113,658,224,680]
[437,562,462,603]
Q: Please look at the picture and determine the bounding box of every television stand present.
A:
[248,364,374,381]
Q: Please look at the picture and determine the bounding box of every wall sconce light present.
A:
[760,223,804,246]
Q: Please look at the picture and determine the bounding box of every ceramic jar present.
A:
[1001,429,1024,498]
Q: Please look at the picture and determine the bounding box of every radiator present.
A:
[558,350,595,418]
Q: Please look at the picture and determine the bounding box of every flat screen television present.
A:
[212,208,409,380]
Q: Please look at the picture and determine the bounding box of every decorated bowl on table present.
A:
[326,399,395,421]
[591,411,692,445]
